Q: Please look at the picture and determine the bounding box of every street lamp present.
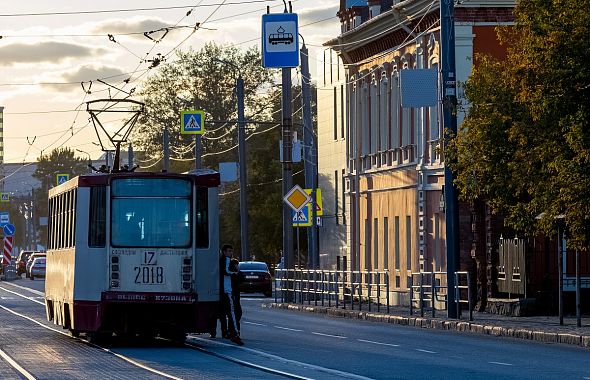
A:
[76,149,93,173]
[214,58,249,262]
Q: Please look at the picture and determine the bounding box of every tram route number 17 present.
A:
[134,251,164,284]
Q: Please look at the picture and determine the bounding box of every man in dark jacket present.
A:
[216,244,243,345]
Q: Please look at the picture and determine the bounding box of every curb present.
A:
[264,303,590,349]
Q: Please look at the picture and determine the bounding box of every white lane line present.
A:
[0,287,45,305]
[2,282,44,296]
[243,321,267,327]
[1,296,16,300]
[189,335,375,380]
[311,332,347,339]
[489,361,513,366]
[0,348,37,380]
[0,304,182,380]
[583,377,590,379]
[415,349,437,354]
[357,339,400,347]
[274,326,303,332]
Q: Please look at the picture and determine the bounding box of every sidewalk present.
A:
[265,302,590,348]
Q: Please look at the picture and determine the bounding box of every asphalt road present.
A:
[0,279,588,379]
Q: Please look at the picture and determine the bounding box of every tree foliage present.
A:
[32,147,88,247]
[132,42,318,264]
[448,0,590,249]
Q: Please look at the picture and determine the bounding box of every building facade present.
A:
[317,0,514,305]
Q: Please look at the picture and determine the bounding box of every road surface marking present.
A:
[3,282,44,296]
[415,349,437,354]
[190,335,374,380]
[0,287,44,305]
[489,361,513,366]
[0,348,36,380]
[0,296,16,300]
[274,326,303,332]
[311,332,347,339]
[243,321,267,326]
[0,304,183,380]
[357,339,400,347]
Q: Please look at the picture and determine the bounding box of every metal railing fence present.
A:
[274,269,473,320]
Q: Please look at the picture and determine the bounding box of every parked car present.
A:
[29,257,46,280]
[238,261,272,297]
[16,250,36,276]
[26,252,46,278]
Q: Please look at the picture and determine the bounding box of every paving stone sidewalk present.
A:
[266,302,590,348]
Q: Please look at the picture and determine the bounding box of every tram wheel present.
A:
[69,329,80,338]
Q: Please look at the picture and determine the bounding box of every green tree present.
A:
[32,147,88,247]
[448,0,590,249]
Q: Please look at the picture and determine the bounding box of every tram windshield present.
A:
[111,178,191,247]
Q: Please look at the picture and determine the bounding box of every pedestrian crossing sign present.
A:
[292,205,311,227]
[57,174,69,185]
[0,193,9,202]
[181,110,205,135]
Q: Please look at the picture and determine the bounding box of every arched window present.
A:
[390,68,400,149]
[379,69,389,152]
[370,73,378,155]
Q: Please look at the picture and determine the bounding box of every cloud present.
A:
[41,64,127,93]
[92,17,185,42]
[298,4,339,25]
[0,41,107,66]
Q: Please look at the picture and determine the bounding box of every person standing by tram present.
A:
[217,244,243,345]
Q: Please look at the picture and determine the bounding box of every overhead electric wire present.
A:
[0,1,278,17]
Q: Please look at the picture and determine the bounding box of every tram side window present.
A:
[89,186,106,247]
[195,187,208,248]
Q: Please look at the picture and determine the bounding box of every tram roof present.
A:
[49,170,220,197]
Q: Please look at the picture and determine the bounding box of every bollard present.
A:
[368,272,372,312]
[377,272,381,313]
[385,270,390,313]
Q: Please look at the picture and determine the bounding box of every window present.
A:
[195,187,209,248]
[111,178,191,248]
[394,216,400,270]
[341,169,346,225]
[406,216,412,272]
[373,218,379,270]
[390,71,400,149]
[379,75,389,152]
[361,83,369,156]
[333,87,338,140]
[340,84,345,139]
[89,187,106,247]
[429,64,440,141]
[383,217,389,270]
[364,219,371,270]
[370,80,378,154]
[334,170,339,225]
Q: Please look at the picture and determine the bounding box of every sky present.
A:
[0,0,340,163]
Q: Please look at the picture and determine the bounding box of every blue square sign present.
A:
[262,13,299,68]
[181,110,205,135]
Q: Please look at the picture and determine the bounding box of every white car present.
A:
[29,257,46,280]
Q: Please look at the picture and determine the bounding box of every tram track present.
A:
[0,282,318,379]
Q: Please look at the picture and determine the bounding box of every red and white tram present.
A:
[44,170,220,341]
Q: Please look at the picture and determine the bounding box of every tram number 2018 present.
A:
[134,266,164,284]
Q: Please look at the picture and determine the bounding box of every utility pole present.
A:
[300,41,318,268]
[282,65,294,289]
[441,0,460,318]
[163,126,170,172]
[128,143,134,168]
[237,74,249,262]
[195,135,202,170]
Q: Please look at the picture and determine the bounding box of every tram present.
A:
[44,169,220,341]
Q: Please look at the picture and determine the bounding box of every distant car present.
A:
[29,257,46,280]
[26,252,46,278]
[16,251,36,276]
[238,261,272,297]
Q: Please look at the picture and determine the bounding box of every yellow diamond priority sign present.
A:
[284,184,311,212]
